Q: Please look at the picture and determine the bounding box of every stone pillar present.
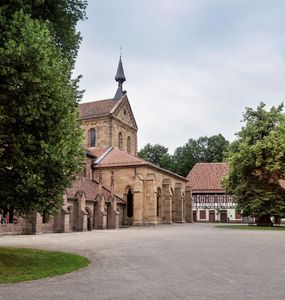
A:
[133,174,144,226]
[32,212,42,234]
[162,179,172,224]
[175,183,185,223]
[76,192,88,231]
[144,173,157,225]
[185,186,193,223]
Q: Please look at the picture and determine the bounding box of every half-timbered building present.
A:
[187,163,242,223]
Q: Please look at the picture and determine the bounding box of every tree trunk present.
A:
[256,215,273,226]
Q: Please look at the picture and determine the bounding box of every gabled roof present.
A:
[187,163,229,193]
[79,97,124,119]
[92,147,187,182]
[79,95,138,129]
[66,177,125,204]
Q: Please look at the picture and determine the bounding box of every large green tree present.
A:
[171,134,229,176]
[0,0,87,65]
[0,12,84,215]
[139,143,173,170]
[224,102,285,226]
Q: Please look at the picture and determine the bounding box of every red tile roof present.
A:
[94,147,187,181]
[79,99,118,119]
[187,163,229,193]
[67,177,125,204]
[87,147,110,158]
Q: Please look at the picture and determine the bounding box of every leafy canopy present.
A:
[0,0,88,65]
[0,12,84,215]
[224,102,285,223]
[139,134,229,177]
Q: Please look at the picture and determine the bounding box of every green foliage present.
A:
[0,247,90,283]
[171,134,229,176]
[139,134,229,177]
[0,0,87,65]
[216,225,285,230]
[0,12,84,215]
[138,143,172,170]
[224,102,285,224]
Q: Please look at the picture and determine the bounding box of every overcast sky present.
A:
[75,0,285,153]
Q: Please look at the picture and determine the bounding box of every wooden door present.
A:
[209,211,215,222]
[220,211,227,223]
[193,211,197,222]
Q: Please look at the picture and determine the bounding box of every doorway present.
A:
[209,210,215,223]
[220,211,227,223]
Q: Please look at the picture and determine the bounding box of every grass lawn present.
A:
[0,247,90,284]
[216,224,285,231]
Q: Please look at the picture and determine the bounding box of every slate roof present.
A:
[66,177,125,204]
[79,98,121,119]
[93,147,188,182]
[187,163,229,193]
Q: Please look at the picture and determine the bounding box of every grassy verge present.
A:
[216,224,285,231]
[0,247,90,284]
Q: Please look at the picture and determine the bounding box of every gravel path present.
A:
[0,223,285,300]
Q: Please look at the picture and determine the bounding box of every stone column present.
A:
[162,178,172,224]
[175,183,185,223]
[133,174,144,226]
[145,173,157,225]
[185,186,193,223]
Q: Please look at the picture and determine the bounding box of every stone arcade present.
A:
[0,57,192,235]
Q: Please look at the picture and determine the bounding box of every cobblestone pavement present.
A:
[1,223,285,300]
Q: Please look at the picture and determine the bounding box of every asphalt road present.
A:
[0,223,285,300]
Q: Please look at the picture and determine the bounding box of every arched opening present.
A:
[118,132,123,150]
[85,207,92,231]
[106,203,112,229]
[127,136,131,153]
[127,188,133,218]
[88,128,96,147]
[42,209,49,224]
[156,188,162,218]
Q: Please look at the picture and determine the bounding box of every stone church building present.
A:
[0,58,192,235]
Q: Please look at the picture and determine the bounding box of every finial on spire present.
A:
[114,53,127,100]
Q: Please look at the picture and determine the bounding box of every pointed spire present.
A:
[114,55,127,100]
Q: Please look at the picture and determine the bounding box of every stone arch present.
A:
[126,187,134,218]
[118,132,123,150]
[156,187,162,219]
[85,207,92,231]
[88,128,96,147]
[127,136,131,153]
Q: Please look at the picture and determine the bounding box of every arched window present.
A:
[127,188,133,218]
[127,136,131,153]
[88,128,96,147]
[118,132,123,150]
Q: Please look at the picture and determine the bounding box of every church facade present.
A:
[0,58,192,235]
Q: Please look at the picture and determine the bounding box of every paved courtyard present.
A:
[0,223,285,300]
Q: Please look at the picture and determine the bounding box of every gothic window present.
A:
[127,136,131,153]
[118,132,123,150]
[88,128,96,147]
